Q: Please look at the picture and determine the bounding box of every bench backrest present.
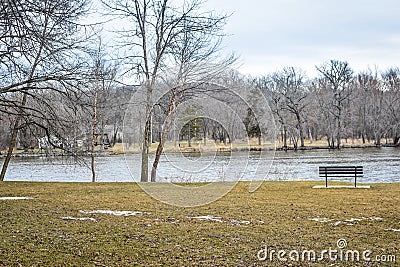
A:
[319,166,363,187]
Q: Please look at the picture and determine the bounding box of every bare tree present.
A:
[153,7,233,150]
[316,60,353,148]
[89,39,116,182]
[0,0,92,181]
[353,70,385,145]
[271,67,308,148]
[382,67,400,146]
[102,0,233,182]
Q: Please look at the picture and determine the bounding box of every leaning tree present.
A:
[0,0,93,181]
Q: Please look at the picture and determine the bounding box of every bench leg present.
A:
[355,174,357,188]
[325,173,328,188]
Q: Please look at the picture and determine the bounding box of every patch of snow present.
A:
[61,216,96,222]
[187,215,254,225]
[309,218,332,223]
[345,218,365,223]
[0,197,34,200]
[230,219,251,225]
[332,221,358,226]
[385,228,400,232]
[79,210,146,216]
[310,217,384,226]
[187,215,225,223]
[369,217,383,221]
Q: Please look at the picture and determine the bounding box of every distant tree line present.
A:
[148,60,400,151]
[257,61,400,149]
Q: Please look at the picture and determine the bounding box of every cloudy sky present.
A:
[94,0,400,77]
[202,0,400,77]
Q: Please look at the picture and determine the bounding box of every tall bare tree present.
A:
[102,0,233,182]
[316,60,353,148]
[88,41,118,182]
[149,16,235,181]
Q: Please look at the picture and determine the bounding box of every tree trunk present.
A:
[328,135,335,148]
[141,119,151,182]
[0,92,28,181]
[187,124,192,147]
[0,120,20,181]
[283,126,288,151]
[375,133,381,146]
[336,106,342,149]
[140,78,154,183]
[393,136,400,146]
[151,139,164,182]
[223,131,227,146]
[203,121,207,146]
[91,89,98,183]
[295,114,305,147]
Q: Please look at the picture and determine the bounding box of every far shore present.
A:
[1,139,398,159]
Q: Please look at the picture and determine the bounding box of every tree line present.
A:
[257,62,400,150]
[147,62,400,151]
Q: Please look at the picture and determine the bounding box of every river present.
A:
[2,147,399,183]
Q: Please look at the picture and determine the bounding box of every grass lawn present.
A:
[0,181,399,266]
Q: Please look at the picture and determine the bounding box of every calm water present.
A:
[2,147,399,183]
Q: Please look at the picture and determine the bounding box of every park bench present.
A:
[319,166,363,188]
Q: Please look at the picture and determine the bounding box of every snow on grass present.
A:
[187,215,225,223]
[79,210,147,216]
[187,215,252,225]
[385,228,400,232]
[230,219,251,225]
[309,217,384,226]
[0,197,34,200]
[309,218,332,223]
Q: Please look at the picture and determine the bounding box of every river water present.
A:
[2,147,399,183]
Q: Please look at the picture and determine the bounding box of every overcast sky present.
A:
[94,0,400,78]
[202,0,400,77]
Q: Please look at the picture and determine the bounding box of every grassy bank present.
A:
[0,182,399,266]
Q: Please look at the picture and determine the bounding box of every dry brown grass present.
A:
[0,181,399,266]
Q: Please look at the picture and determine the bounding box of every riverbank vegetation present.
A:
[0,182,399,266]
[2,136,396,157]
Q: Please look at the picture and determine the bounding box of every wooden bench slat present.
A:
[319,167,363,170]
[319,174,363,177]
[319,166,363,169]
[319,174,363,176]
[319,169,363,172]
